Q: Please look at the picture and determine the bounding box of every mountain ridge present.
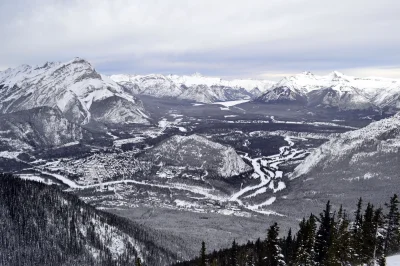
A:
[0,57,150,125]
[257,72,400,112]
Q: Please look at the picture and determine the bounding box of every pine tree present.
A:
[314,201,334,265]
[351,197,364,264]
[255,238,264,266]
[200,241,206,266]
[374,207,386,266]
[384,194,400,256]
[294,215,316,265]
[336,207,352,265]
[265,223,286,266]
[230,240,238,266]
[282,228,294,265]
[360,203,376,264]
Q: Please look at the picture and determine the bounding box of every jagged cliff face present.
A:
[142,134,251,178]
[0,107,84,150]
[0,58,149,125]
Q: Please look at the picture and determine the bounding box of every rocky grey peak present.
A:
[142,134,251,178]
[269,112,400,218]
[292,112,400,179]
[0,58,150,125]
[0,106,83,150]
[257,71,400,112]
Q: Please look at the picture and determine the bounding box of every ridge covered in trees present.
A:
[175,196,400,266]
[0,173,187,266]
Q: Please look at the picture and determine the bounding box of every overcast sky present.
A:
[1,0,399,80]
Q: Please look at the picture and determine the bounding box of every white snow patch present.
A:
[213,99,250,107]
[388,255,400,266]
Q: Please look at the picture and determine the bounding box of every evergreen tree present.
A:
[351,197,364,264]
[282,228,294,265]
[230,240,238,266]
[335,207,352,265]
[360,203,376,264]
[384,194,400,256]
[200,241,206,266]
[314,201,334,265]
[294,215,316,265]
[265,223,286,266]
[374,207,386,266]
[255,238,264,266]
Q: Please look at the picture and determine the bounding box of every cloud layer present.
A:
[1,0,399,80]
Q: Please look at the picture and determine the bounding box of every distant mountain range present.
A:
[257,71,400,113]
[112,70,400,113]
[110,73,275,103]
[2,58,400,116]
[1,57,400,152]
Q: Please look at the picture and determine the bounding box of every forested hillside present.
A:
[0,173,187,266]
[175,196,400,266]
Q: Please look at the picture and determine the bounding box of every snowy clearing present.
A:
[388,255,400,266]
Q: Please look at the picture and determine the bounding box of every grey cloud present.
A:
[0,0,399,79]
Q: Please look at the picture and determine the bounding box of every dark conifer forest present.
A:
[175,196,400,266]
[0,173,184,266]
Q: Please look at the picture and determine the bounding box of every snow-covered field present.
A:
[388,255,400,266]
[212,99,250,107]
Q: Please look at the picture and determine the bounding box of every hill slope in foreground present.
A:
[0,174,191,266]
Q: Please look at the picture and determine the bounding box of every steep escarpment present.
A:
[142,134,251,178]
[0,174,188,266]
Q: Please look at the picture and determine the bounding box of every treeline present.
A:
[0,173,187,266]
[175,196,400,266]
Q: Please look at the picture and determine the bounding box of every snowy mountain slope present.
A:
[0,58,149,125]
[274,112,400,217]
[110,73,275,103]
[142,134,252,177]
[167,73,276,92]
[0,175,186,266]
[256,85,308,104]
[0,106,83,151]
[291,112,400,178]
[307,84,376,110]
[257,71,400,112]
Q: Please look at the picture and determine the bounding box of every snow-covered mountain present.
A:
[257,71,400,112]
[291,112,400,179]
[110,73,275,103]
[141,134,252,178]
[0,175,186,266]
[0,58,150,125]
[0,107,84,151]
[113,70,400,111]
[281,112,400,214]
